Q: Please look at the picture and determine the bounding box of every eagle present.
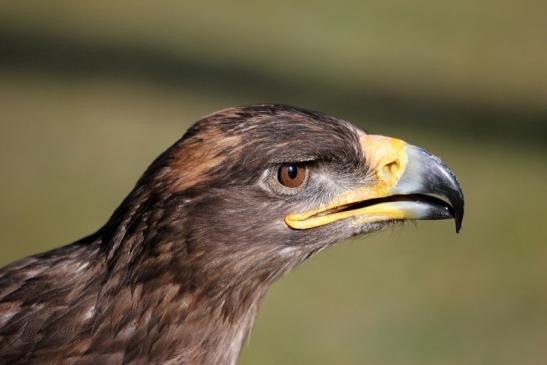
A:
[0,104,463,365]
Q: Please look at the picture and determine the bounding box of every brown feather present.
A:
[0,104,378,364]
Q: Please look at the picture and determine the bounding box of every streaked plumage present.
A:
[0,105,463,364]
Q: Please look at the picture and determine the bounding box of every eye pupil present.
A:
[287,165,298,179]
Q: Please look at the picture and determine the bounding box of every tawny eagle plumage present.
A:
[0,105,463,365]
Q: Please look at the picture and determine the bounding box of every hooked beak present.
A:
[285,134,464,232]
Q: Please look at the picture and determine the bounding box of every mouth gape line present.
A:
[313,194,454,219]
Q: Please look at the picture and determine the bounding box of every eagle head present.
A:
[129,104,463,284]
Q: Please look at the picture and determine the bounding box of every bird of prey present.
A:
[0,104,463,365]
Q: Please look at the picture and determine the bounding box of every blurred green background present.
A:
[1,2,546,364]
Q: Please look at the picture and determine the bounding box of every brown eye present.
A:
[278,164,307,188]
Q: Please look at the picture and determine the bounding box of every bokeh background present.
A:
[1,2,546,364]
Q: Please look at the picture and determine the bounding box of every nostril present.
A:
[382,160,400,177]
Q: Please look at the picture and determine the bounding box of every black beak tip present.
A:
[453,200,464,233]
[442,186,464,234]
[443,174,464,234]
[455,217,462,233]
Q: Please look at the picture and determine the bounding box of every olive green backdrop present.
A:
[1,2,546,364]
